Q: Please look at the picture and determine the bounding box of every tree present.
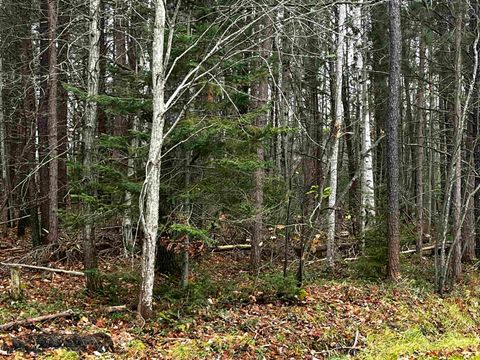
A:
[250,7,272,272]
[326,3,346,269]
[386,0,401,280]
[83,0,101,292]
[138,0,166,319]
[451,2,464,282]
[354,0,375,244]
[415,36,426,255]
[47,0,59,244]
[0,0,11,234]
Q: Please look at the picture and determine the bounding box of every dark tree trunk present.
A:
[386,0,402,280]
[37,0,50,242]
[47,0,59,244]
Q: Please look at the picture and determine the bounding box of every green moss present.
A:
[360,328,480,359]
[41,349,80,360]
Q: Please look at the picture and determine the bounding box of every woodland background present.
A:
[1,0,480,358]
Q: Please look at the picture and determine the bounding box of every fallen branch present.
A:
[212,244,251,252]
[0,262,84,276]
[0,310,74,331]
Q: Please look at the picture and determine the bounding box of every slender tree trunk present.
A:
[250,12,272,272]
[474,4,480,259]
[386,0,402,280]
[114,1,133,253]
[326,3,346,269]
[371,3,389,208]
[57,6,69,209]
[181,151,191,288]
[47,0,59,244]
[354,2,375,245]
[83,0,101,292]
[138,0,166,319]
[38,0,50,241]
[415,37,426,255]
[451,7,463,282]
[0,23,12,234]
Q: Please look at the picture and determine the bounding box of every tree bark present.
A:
[0,14,13,235]
[354,1,375,245]
[37,0,50,241]
[415,37,426,255]
[47,0,59,244]
[451,6,463,282]
[386,0,402,280]
[250,11,272,272]
[83,0,101,292]
[326,3,346,269]
[138,0,166,319]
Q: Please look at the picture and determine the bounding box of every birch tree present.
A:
[135,0,278,317]
[326,3,346,269]
[353,1,375,243]
[138,0,166,319]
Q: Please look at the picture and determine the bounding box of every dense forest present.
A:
[2,0,480,358]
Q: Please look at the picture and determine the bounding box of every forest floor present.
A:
[1,238,480,359]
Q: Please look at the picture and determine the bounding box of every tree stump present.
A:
[10,266,23,300]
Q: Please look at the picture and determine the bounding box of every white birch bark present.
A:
[138,0,165,319]
[354,2,375,244]
[326,4,346,268]
[83,0,101,291]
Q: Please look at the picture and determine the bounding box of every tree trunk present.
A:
[354,1,375,245]
[37,0,50,241]
[250,11,272,272]
[386,0,402,280]
[83,0,101,292]
[114,2,133,253]
[0,17,13,235]
[371,3,389,208]
[326,3,346,269]
[138,0,166,319]
[451,7,463,282]
[415,37,426,255]
[47,0,59,244]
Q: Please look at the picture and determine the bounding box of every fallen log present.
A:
[0,262,84,276]
[0,306,129,332]
[5,332,114,353]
